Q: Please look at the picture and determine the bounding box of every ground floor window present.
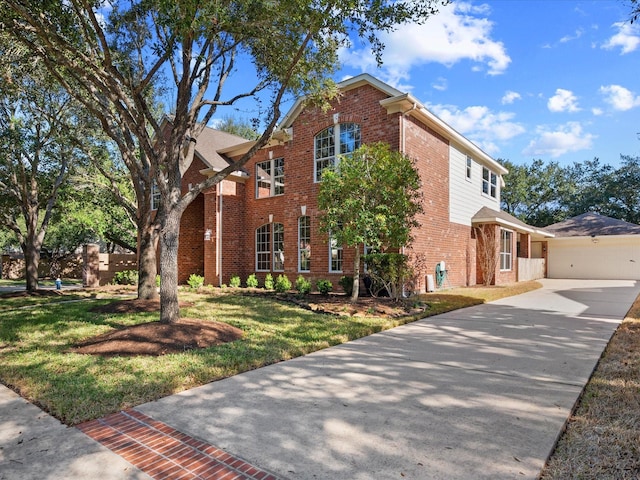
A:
[256,223,284,271]
[329,234,343,272]
[298,216,311,272]
[500,229,512,271]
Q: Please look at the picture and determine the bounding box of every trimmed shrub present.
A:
[187,273,205,290]
[246,273,259,288]
[264,273,274,290]
[295,275,312,295]
[316,279,333,295]
[339,275,353,296]
[113,270,138,285]
[229,275,241,288]
[274,274,292,293]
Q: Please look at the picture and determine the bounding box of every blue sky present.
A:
[335,0,640,168]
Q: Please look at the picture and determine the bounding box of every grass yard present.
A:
[0,282,540,425]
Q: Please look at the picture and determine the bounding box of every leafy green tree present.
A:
[216,116,260,141]
[607,155,640,224]
[0,60,93,290]
[500,158,572,227]
[562,158,615,219]
[318,143,423,301]
[3,0,447,322]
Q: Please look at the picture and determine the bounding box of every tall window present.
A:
[466,156,472,181]
[482,167,497,198]
[256,158,284,198]
[151,181,161,210]
[500,229,512,271]
[273,223,284,271]
[314,123,361,182]
[256,223,285,271]
[298,216,311,272]
[329,234,343,272]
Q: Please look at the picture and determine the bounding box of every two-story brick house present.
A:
[172,74,552,290]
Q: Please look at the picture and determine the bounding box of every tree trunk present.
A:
[137,225,159,300]
[159,209,181,323]
[351,246,361,302]
[24,241,40,292]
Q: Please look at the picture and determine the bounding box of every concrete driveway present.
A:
[137,279,640,479]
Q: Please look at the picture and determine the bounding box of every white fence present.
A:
[518,258,545,281]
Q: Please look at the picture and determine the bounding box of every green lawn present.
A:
[0,282,540,425]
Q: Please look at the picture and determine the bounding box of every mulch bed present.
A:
[0,289,64,298]
[72,298,241,356]
[70,318,243,356]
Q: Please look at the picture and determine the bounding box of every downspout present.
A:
[217,183,223,287]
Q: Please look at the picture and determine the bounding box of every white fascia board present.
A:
[198,167,248,183]
[473,216,555,238]
[548,234,640,241]
[380,94,508,176]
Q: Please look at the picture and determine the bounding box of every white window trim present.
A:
[329,233,343,273]
[314,123,361,183]
[255,157,284,198]
[298,216,311,272]
[500,228,513,271]
[151,182,161,211]
[482,166,498,199]
[256,224,271,272]
[465,156,473,182]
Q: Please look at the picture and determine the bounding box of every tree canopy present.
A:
[501,156,640,227]
[2,0,448,322]
[318,142,423,301]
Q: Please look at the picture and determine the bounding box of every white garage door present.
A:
[548,236,640,280]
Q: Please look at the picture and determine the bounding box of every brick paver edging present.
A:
[77,409,278,480]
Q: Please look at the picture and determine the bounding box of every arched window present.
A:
[256,223,285,272]
[298,216,311,272]
[314,123,361,182]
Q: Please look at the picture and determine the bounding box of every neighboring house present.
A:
[544,212,640,280]
[170,74,549,289]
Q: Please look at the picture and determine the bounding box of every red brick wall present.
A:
[179,82,497,290]
[176,157,208,284]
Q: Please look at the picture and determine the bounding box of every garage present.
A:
[544,212,640,280]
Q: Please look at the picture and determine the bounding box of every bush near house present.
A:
[187,274,204,290]
[316,279,333,295]
[112,270,138,285]
[295,275,312,295]
[245,273,259,288]
[274,274,292,293]
[229,275,241,288]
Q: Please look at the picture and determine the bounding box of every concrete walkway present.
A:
[1,279,639,479]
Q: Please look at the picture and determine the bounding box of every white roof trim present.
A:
[472,216,555,238]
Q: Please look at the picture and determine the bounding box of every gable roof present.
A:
[193,125,248,172]
[544,212,640,237]
[472,207,554,238]
[277,73,507,176]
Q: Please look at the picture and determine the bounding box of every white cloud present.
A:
[501,91,521,105]
[523,122,595,158]
[599,84,640,111]
[560,28,584,43]
[548,89,580,113]
[428,103,525,154]
[602,22,640,54]
[432,77,448,91]
[592,107,604,116]
[339,1,511,87]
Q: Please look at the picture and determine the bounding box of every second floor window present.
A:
[482,167,497,198]
[466,156,472,181]
[256,158,284,198]
[314,123,361,182]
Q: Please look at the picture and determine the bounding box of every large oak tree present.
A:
[2,0,448,322]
